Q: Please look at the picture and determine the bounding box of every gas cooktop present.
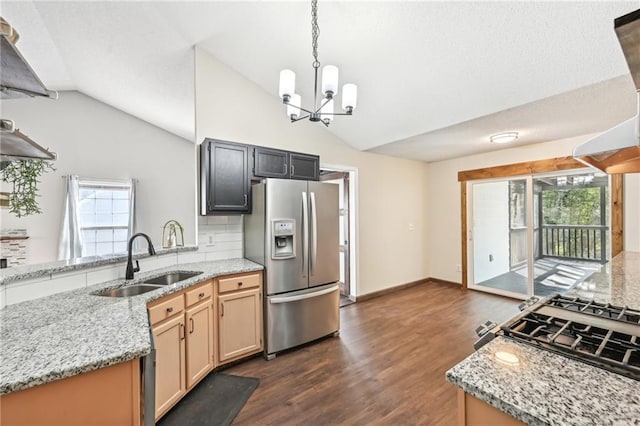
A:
[475,294,640,381]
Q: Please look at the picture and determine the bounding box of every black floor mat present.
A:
[157,373,259,426]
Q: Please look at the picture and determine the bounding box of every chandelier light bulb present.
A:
[342,83,358,113]
[287,94,302,119]
[279,69,296,100]
[321,65,339,97]
[320,98,334,123]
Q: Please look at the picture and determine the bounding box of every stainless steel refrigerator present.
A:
[244,178,340,359]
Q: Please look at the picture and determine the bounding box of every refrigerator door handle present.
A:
[310,191,318,276]
[269,284,339,304]
[302,191,309,275]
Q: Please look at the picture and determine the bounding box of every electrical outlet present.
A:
[456,264,462,272]
[408,223,415,231]
[208,235,214,244]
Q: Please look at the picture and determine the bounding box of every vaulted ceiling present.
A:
[2,1,637,162]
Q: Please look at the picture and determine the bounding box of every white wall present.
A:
[471,181,510,283]
[0,91,196,264]
[194,48,429,296]
[624,173,640,252]
[427,135,640,283]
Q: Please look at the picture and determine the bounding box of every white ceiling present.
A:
[1,1,638,162]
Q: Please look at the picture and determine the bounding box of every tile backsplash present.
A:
[1,229,29,268]
[197,215,243,261]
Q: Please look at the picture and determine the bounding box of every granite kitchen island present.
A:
[447,251,640,425]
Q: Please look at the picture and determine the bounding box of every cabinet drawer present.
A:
[185,282,213,307]
[218,273,261,294]
[148,294,184,325]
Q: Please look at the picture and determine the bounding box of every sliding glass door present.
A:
[469,178,530,298]
[468,170,609,299]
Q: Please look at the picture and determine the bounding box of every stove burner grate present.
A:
[547,295,640,325]
[501,311,640,381]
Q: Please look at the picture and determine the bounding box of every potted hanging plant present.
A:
[0,159,55,217]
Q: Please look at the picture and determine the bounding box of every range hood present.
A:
[0,119,57,161]
[0,17,57,161]
[573,9,640,174]
[0,17,55,99]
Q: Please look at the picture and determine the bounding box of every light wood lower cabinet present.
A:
[457,389,524,426]
[185,294,214,388]
[149,280,215,421]
[217,273,263,364]
[0,360,141,426]
[152,312,186,420]
[149,273,262,419]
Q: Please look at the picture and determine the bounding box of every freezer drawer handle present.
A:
[269,285,339,304]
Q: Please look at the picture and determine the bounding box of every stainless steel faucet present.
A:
[125,233,156,280]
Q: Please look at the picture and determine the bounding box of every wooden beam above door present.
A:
[458,157,586,182]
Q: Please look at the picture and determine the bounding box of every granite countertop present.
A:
[565,251,640,307]
[446,251,640,425]
[0,246,198,286]
[0,258,263,395]
[446,337,640,425]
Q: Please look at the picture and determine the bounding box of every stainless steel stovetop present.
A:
[474,294,640,381]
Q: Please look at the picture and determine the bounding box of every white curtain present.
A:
[127,178,136,250]
[58,175,83,260]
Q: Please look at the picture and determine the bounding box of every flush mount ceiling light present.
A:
[278,0,358,126]
[490,132,519,144]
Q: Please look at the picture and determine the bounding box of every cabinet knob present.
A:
[166,307,173,313]
[199,292,205,298]
[238,282,243,286]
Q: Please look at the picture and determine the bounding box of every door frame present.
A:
[320,164,358,300]
[459,156,624,290]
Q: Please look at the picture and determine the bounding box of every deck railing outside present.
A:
[539,224,608,263]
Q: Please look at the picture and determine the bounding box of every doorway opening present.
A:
[320,168,356,307]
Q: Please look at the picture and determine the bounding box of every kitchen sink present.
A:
[142,271,203,286]
[95,284,162,297]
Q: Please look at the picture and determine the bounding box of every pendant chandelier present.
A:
[278,0,358,126]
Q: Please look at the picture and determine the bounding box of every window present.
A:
[78,179,134,257]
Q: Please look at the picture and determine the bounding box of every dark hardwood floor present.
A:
[225,281,519,425]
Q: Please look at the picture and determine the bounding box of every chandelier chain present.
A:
[311,0,320,69]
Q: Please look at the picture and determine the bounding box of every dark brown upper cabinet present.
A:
[200,139,320,215]
[289,152,319,181]
[252,147,319,181]
[253,146,290,179]
[200,139,251,215]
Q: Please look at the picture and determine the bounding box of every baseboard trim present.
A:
[354,277,462,302]
[428,277,463,287]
